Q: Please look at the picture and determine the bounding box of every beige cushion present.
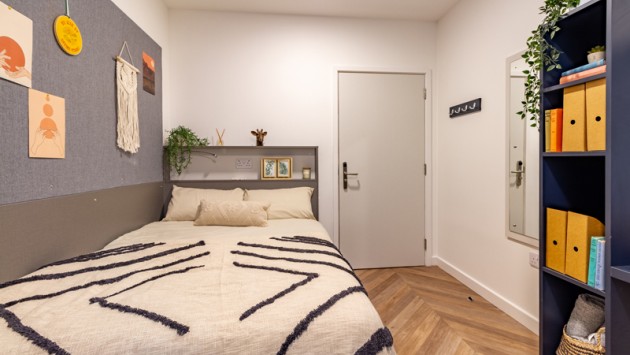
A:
[244,187,315,220]
[163,186,244,221]
[193,200,270,227]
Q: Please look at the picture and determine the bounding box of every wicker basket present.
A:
[556,325,605,355]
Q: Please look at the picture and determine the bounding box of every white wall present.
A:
[435,0,542,333]
[110,0,171,131]
[167,10,436,238]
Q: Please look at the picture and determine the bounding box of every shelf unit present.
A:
[539,0,630,353]
[163,146,319,218]
[164,146,318,183]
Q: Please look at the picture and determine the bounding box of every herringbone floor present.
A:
[356,266,538,355]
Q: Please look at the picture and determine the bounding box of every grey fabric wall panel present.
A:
[0,0,162,205]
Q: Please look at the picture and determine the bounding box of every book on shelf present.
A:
[588,236,604,287]
[544,110,551,152]
[548,108,563,152]
[559,65,606,85]
[594,238,605,290]
[561,59,605,76]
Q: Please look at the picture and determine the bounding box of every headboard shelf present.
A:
[164,146,319,219]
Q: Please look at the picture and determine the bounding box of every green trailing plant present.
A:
[588,45,605,54]
[519,0,581,127]
[165,126,209,175]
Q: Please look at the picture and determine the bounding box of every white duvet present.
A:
[0,220,395,354]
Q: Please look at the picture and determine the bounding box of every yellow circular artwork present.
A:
[53,15,83,56]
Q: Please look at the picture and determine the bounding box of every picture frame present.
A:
[276,157,293,179]
[261,158,277,179]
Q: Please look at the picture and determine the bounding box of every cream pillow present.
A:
[194,200,270,227]
[163,186,244,221]
[244,187,315,220]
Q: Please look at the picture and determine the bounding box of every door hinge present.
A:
[424,164,427,176]
[424,88,427,100]
[424,239,427,251]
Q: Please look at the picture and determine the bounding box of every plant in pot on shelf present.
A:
[519,0,581,127]
[587,45,605,63]
[165,126,209,175]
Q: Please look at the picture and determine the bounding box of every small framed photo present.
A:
[277,157,293,179]
[261,158,277,179]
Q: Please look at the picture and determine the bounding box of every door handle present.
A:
[343,162,359,190]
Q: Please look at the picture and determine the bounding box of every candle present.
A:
[302,167,311,180]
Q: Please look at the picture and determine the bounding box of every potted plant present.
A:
[519,0,581,127]
[165,126,209,175]
[587,45,605,63]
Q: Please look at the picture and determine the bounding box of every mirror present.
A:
[506,51,539,246]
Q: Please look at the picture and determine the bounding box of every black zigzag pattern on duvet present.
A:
[269,236,356,270]
[233,261,319,321]
[270,236,338,250]
[0,241,206,289]
[90,298,190,335]
[0,305,69,355]
[37,242,165,270]
[103,265,204,299]
[88,265,204,335]
[238,242,348,264]
[230,250,362,286]
[277,285,367,355]
[354,327,394,355]
[4,252,209,308]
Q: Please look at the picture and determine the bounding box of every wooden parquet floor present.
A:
[356,266,538,355]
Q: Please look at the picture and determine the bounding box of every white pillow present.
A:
[163,186,244,221]
[244,187,315,220]
[194,200,270,227]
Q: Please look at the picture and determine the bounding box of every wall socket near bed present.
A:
[235,159,253,169]
[528,252,539,269]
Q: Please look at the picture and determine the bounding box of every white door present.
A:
[338,72,425,269]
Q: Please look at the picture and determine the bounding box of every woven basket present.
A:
[556,325,605,355]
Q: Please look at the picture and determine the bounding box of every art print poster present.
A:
[29,89,65,159]
[142,51,155,95]
[0,2,33,87]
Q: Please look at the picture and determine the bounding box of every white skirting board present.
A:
[433,256,539,335]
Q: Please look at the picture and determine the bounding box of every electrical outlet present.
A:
[235,159,253,169]
[529,252,539,269]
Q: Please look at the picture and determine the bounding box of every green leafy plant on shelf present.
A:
[519,0,581,127]
[165,126,209,175]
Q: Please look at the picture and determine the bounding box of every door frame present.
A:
[332,67,434,266]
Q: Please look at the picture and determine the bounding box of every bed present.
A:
[0,185,395,354]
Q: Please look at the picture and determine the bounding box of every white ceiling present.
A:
[161,0,461,21]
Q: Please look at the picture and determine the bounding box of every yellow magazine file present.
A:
[546,208,568,273]
[562,84,586,152]
[586,78,606,151]
[565,211,605,283]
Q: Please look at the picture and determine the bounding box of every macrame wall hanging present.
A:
[115,41,140,154]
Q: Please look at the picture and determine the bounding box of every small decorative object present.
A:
[0,2,33,88]
[587,45,605,64]
[142,51,155,95]
[261,158,277,179]
[302,167,311,180]
[115,41,140,153]
[216,128,225,146]
[53,0,82,56]
[29,89,65,159]
[449,98,481,118]
[165,126,209,175]
[277,158,292,179]
[251,129,267,146]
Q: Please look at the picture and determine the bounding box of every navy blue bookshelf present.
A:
[539,0,630,353]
